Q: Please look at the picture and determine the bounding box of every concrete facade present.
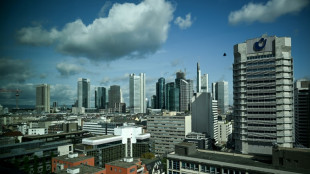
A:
[233,35,294,155]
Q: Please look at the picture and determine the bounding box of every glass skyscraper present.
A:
[77,78,90,108]
[156,77,165,109]
[95,87,106,109]
[212,81,229,114]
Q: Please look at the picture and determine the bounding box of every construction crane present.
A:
[0,89,21,109]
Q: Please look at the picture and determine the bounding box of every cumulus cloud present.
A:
[174,13,193,29]
[17,0,174,61]
[100,73,129,86]
[56,62,84,77]
[170,58,183,67]
[0,58,34,83]
[228,0,309,25]
[50,84,76,105]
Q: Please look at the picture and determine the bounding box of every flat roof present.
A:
[53,155,93,163]
[23,131,89,139]
[106,158,139,168]
[168,149,308,174]
[56,164,104,174]
[82,135,122,145]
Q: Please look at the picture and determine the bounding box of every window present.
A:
[69,146,72,151]
[130,168,135,172]
[110,167,112,171]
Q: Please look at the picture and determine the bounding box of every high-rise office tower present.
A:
[77,78,90,108]
[212,81,229,114]
[294,79,310,148]
[179,79,189,112]
[36,84,50,113]
[233,35,293,155]
[129,73,146,113]
[192,92,218,142]
[95,87,106,109]
[151,95,156,109]
[108,85,121,108]
[187,79,194,111]
[201,74,209,92]
[175,71,191,112]
[156,77,165,109]
[165,82,174,110]
[197,62,201,93]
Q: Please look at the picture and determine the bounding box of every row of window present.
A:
[247,93,275,96]
[248,118,276,121]
[247,54,275,60]
[247,99,276,102]
[248,124,276,127]
[247,86,275,90]
[247,61,275,66]
[247,74,275,79]
[247,105,276,108]
[247,80,275,84]
[246,67,275,72]
[248,111,276,114]
[248,136,276,140]
[248,130,276,133]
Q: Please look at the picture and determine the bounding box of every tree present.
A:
[33,155,38,174]
[141,152,155,159]
[42,158,47,174]
[23,156,30,174]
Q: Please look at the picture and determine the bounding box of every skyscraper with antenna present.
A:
[197,62,201,93]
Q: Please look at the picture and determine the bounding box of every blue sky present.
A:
[0,0,309,107]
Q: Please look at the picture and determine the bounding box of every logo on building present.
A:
[253,38,267,51]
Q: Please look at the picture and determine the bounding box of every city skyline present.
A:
[0,0,309,107]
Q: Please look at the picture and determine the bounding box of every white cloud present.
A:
[228,0,309,25]
[56,62,84,77]
[17,0,174,61]
[174,13,193,29]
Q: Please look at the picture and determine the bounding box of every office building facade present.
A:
[147,113,191,155]
[129,73,146,113]
[36,84,50,113]
[233,35,294,155]
[201,74,209,92]
[95,87,106,109]
[108,85,122,111]
[294,79,310,147]
[212,81,229,114]
[192,92,218,142]
[77,78,90,108]
[197,62,201,93]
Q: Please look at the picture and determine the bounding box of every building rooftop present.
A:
[53,154,93,163]
[82,135,122,145]
[106,158,139,168]
[168,149,310,174]
[56,164,105,174]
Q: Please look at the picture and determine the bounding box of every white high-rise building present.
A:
[77,78,90,108]
[192,92,218,142]
[36,84,50,113]
[201,74,209,92]
[233,35,293,155]
[129,73,146,113]
[212,81,229,114]
[197,62,201,93]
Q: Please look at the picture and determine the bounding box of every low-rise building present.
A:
[217,121,232,144]
[52,153,95,173]
[167,143,309,174]
[76,126,150,167]
[147,113,191,155]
